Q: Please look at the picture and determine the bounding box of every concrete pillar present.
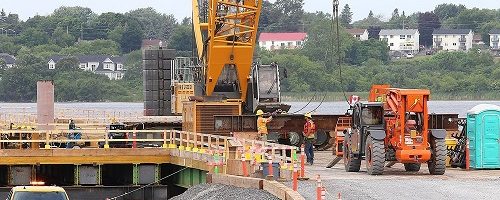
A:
[37,81,55,147]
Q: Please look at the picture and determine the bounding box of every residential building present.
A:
[142,39,164,49]
[472,34,484,46]
[0,53,16,68]
[346,29,369,41]
[432,29,474,51]
[489,29,500,50]
[48,55,126,80]
[258,32,307,51]
[379,29,420,53]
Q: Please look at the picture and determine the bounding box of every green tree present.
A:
[125,7,177,40]
[49,6,96,39]
[17,28,50,47]
[60,39,120,55]
[418,12,441,47]
[120,17,143,53]
[353,11,384,29]
[434,4,466,21]
[52,26,76,47]
[339,4,353,28]
[168,19,194,52]
[268,0,305,32]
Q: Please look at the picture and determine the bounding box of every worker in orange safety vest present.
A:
[256,109,272,142]
[303,113,316,165]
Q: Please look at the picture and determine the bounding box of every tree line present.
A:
[0,2,499,102]
[0,7,192,102]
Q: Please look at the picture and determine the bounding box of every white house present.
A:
[346,29,369,41]
[258,32,307,51]
[48,55,126,80]
[432,29,474,51]
[379,29,420,54]
[0,53,16,68]
[489,29,500,50]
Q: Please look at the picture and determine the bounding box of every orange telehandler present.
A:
[343,85,446,175]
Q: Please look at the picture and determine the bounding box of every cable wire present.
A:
[106,167,188,200]
[331,1,350,106]
[291,92,318,114]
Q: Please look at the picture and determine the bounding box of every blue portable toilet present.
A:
[467,104,500,169]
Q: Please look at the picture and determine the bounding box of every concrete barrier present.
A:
[263,180,305,200]
[206,173,305,200]
[207,173,263,189]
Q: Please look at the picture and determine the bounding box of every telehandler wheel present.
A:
[404,163,421,172]
[343,139,361,172]
[365,137,385,175]
[428,137,446,175]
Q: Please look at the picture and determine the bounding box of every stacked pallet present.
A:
[142,49,175,116]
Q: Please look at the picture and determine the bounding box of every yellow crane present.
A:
[192,0,262,102]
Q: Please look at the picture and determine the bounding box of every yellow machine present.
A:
[192,0,262,103]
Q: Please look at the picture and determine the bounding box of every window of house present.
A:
[390,35,394,38]
[117,64,123,70]
[407,35,412,39]
[79,64,86,69]
[445,43,448,46]
[91,64,96,70]
[453,43,457,46]
[288,42,293,47]
[356,35,360,38]
[296,41,302,46]
[390,43,394,46]
[280,43,285,47]
[262,41,266,46]
[49,64,55,69]
[400,35,405,39]
[445,35,448,38]
[271,41,275,45]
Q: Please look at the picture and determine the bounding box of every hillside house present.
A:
[379,29,420,54]
[48,55,126,80]
[346,29,369,41]
[0,53,16,68]
[258,32,307,51]
[490,29,500,50]
[432,29,474,51]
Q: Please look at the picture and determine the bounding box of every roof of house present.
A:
[48,55,126,72]
[433,29,472,35]
[346,29,367,35]
[473,34,482,42]
[379,29,419,35]
[142,39,163,48]
[0,53,16,64]
[259,32,307,42]
[490,29,500,34]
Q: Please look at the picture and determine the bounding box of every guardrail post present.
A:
[186,132,192,151]
[193,132,199,153]
[178,131,185,151]
[162,130,168,148]
[104,129,110,149]
[44,131,51,149]
[132,128,137,149]
[208,135,212,152]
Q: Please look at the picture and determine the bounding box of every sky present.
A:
[1,0,499,22]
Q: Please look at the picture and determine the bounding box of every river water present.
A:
[1,101,499,118]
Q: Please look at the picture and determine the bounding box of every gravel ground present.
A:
[170,183,279,200]
[286,151,500,200]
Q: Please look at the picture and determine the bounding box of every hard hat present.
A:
[256,110,264,116]
[304,113,312,119]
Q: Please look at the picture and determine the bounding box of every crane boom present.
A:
[192,0,262,102]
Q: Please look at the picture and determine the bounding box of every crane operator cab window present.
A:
[361,106,383,125]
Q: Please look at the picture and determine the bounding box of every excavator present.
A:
[342,85,447,175]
